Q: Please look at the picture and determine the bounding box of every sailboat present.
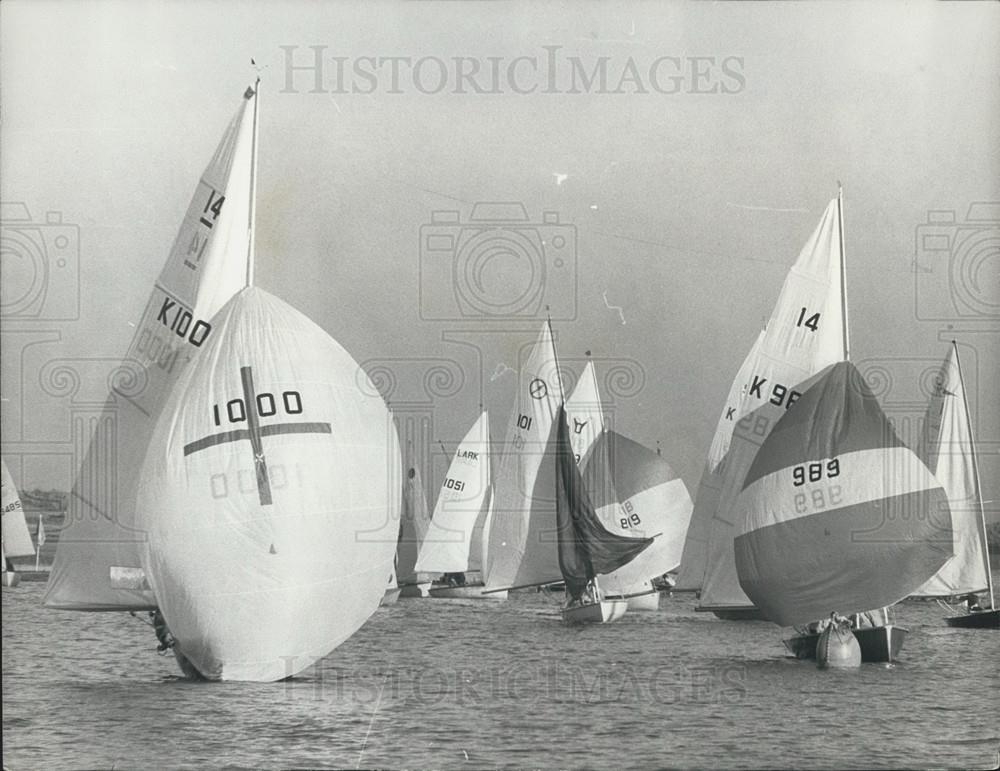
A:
[2,459,36,588]
[679,192,851,619]
[734,361,954,661]
[136,286,401,681]
[394,452,432,598]
[45,82,260,612]
[565,362,694,610]
[585,431,694,610]
[381,560,401,606]
[414,412,505,599]
[911,343,997,629]
[484,322,652,623]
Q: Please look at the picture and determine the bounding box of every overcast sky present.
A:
[2,0,998,517]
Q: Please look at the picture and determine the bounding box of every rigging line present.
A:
[356,672,390,770]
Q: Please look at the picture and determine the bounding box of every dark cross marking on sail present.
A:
[573,418,588,434]
[529,378,548,399]
[182,366,331,506]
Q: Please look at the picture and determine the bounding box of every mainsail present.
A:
[135,287,400,681]
[734,361,953,627]
[586,431,693,589]
[414,411,491,575]
[675,333,764,592]
[485,322,564,591]
[395,451,431,585]
[45,84,259,610]
[911,344,992,600]
[555,406,653,598]
[564,361,604,465]
[696,196,848,612]
[2,459,35,559]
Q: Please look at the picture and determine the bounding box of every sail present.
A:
[585,431,694,589]
[485,322,564,591]
[556,407,653,597]
[2,459,35,558]
[414,411,491,575]
[135,287,400,681]
[45,85,259,610]
[471,485,495,574]
[564,361,605,465]
[697,196,848,611]
[912,345,990,598]
[734,361,953,627]
[395,452,431,584]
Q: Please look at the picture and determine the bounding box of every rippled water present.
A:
[3,578,999,770]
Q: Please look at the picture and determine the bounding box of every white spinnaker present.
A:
[45,86,258,610]
[136,287,400,682]
[912,344,990,598]
[2,459,35,558]
[698,197,847,611]
[485,322,564,591]
[415,411,491,575]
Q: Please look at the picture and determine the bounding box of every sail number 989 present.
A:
[792,458,839,487]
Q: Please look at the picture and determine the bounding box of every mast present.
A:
[953,342,995,609]
[246,76,261,288]
[837,183,850,361]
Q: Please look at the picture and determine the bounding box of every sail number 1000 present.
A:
[212,391,303,426]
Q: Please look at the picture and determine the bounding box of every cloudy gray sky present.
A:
[2,0,998,517]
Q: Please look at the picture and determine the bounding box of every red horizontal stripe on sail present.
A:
[735,487,953,627]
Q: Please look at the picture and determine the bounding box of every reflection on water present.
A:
[3,581,999,769]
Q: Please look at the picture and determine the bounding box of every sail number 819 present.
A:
[791,458,839,487]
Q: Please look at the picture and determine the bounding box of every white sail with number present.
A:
[697,196,848,613]
[2,459,35,559]
[415,411,491,575]
[485,322,564,591]
[675,330,763,592]
[564,361,604,466]
[45,84,259,610]
[136,287,400,682]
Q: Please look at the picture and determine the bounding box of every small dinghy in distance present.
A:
[416,412,506,600]
[2,459,36,588]
[909,343,997,630]
[734,360,955,663]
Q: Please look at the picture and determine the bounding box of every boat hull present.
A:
[944,609,999,629]
[784,625,907,662]
[398,582,431,598]
[380,587,401,606]
[561,599,628,624]
[606,590,660,612]
[2,571,20,588]
[697,605,765,621]
[428,583,507,600]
